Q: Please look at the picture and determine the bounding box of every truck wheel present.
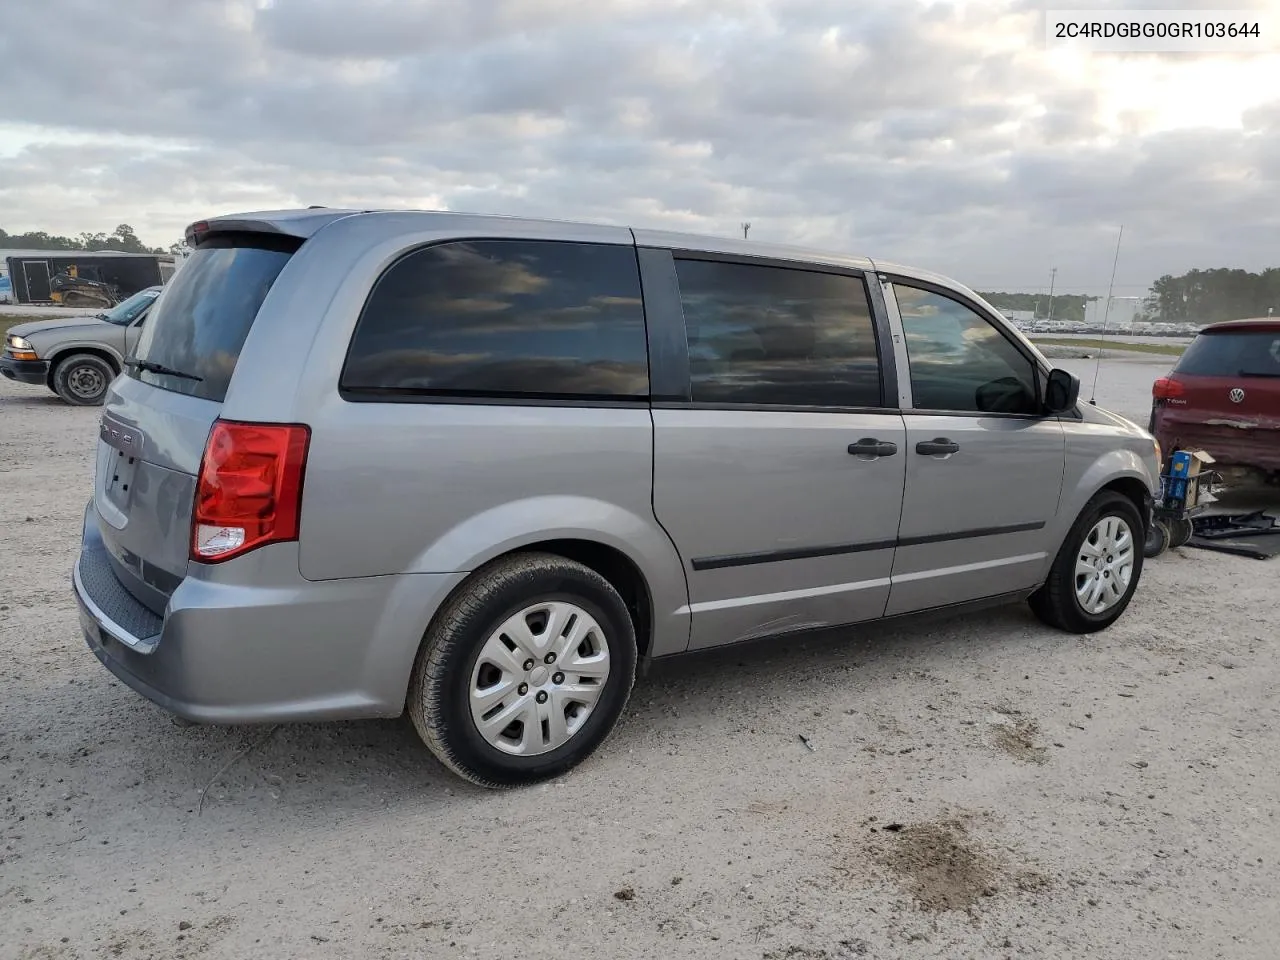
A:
[1030,491,1145,634]
[53,353,114,406]
[408,552,637,788]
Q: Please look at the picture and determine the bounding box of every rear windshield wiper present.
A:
[125,358,204,382]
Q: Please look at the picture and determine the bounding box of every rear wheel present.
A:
[52,353,114,405]
[408,553,637,788]
[1030,491,1144,633]
[1168,517,1195,548]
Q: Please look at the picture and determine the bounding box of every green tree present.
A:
[0,223,164,254]
[0,228,81,250]
[1144,267,1278,323]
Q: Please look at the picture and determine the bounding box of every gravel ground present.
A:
[2,374,1278,960]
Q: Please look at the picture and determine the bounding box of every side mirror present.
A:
[1044,368,1080,414]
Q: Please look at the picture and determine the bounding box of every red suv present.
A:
[1150,319,1280,475]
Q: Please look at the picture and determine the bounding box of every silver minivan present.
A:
[74,209,1160,787]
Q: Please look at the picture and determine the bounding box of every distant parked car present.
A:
[1,286,162,405]
[1150,318,1280,476]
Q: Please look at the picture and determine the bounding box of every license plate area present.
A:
[99,414,145,513]
[103,447,140,511]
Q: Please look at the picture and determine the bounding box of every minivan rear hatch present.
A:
[93,232,301,615]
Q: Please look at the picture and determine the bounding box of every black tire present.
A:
[1168,517,1194,548]
[408,552,638,788]
[52,353,114,406]
[1029,491,1146,634]
[1144,520,1171,558]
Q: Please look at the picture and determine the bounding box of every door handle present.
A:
[915,438,960,456]
[848,438,899,458]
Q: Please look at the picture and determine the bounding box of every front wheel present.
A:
[52,353,114,405]
[1030,491,1145,633]
[408,553,637,788]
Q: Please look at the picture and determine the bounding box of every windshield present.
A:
[1176,330,1280,378]
[102,288,160,326]
[128,235,299,402]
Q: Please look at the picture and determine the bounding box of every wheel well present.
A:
[46,348,120,388]
[522,539,654,659]
[1100,477,1151,525]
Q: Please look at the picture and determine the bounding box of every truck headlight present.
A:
[5,334,39,360]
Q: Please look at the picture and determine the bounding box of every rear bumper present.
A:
[0,355,50,386]
[74,502,467,724]
[1153,418,1280,472]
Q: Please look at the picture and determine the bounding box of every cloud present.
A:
[0,0,1277,296]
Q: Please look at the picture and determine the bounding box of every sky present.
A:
[0,0,1277,299]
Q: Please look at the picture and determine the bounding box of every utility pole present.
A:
[742,222,751,240]
[1046,267,1057,322]
[1089,225,1124,404]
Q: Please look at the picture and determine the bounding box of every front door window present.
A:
[895,284,1039,415]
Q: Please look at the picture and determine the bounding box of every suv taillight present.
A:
[192,420,310,563]
[1152,377,1185,400]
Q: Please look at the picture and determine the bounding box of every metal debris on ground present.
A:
[1189,511,1280,560]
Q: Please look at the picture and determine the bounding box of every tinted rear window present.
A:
[129,235,299,402]
[341,239,648,401]
[1176,330,1280,378]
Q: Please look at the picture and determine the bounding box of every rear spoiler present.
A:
[184,208,365,247]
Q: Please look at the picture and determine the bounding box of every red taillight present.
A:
[1152,377,1185,400]
[185,220,210,246]
[192,420,310,563]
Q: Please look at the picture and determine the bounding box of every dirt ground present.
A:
[2,373,1278,960]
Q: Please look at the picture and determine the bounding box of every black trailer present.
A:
[3,252,162,305]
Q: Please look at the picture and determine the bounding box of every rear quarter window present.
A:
[129,235,299,402]
[341,239,649,401]
[1176,330,1280,377]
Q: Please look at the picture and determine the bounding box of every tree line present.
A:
[0,224,165,256]
[984,267,1277,326]
[1140,268,1279,324]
